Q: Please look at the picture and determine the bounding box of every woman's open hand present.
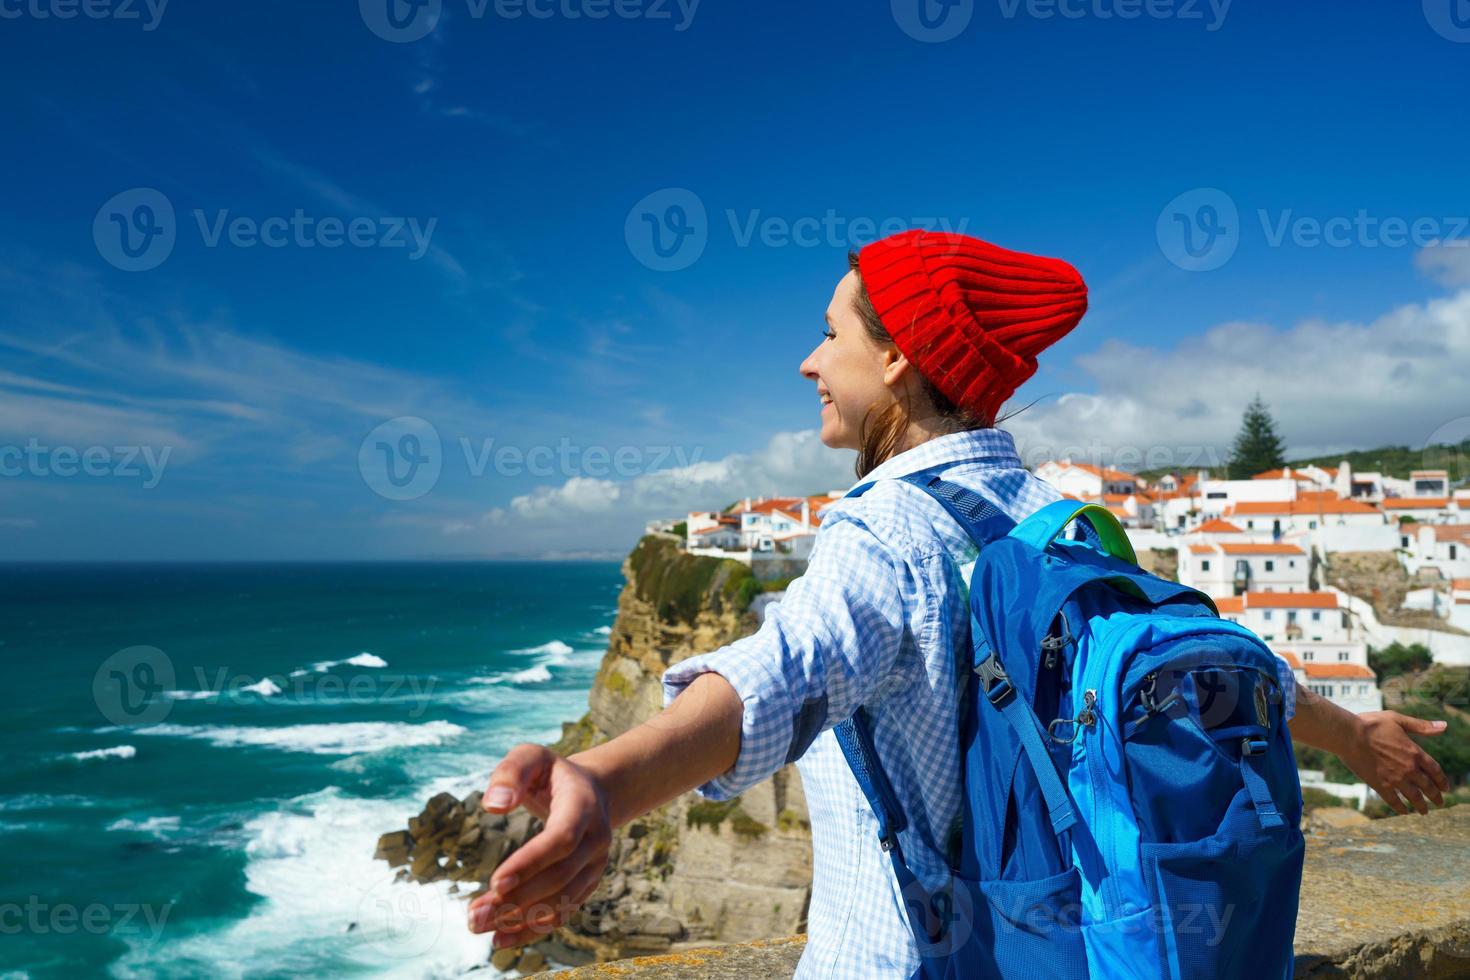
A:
[1340,711,1451,816]
[466,743,612,949]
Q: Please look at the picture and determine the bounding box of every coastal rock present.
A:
[374,830,412,867]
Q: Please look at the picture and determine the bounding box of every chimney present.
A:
[801,499,810,529]
[744,496,751,511]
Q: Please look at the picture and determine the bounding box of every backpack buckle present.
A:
[1241,737,1270,756]
[974,653,1015,707]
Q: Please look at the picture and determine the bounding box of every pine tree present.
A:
[1227,395,1287,479]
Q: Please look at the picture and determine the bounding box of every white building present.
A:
[1180,517,1262,546]
[1215,591,1382,714]
[1401,523,1470,580]
[1222,495,1397,555]
[1179,542,1310,595]
[1214,591,1357,645]
[1455,579,1470,632]
[1409,469,1451,497]
[1300,662,1383,713]
[687,520,742,551]
[736,495,828,552]
[1097,492,1156,529]
[684,493,837,565]
[1152,473,1208,533]
[1034,460,1139,499]
[1223,494,1387,537]
[1251,464,1340,495]
[1193,477,1299,522]
[1381,497,1459,524]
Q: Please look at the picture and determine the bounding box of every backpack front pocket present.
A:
[940,865,1090,979]
[1138,797,1304,979]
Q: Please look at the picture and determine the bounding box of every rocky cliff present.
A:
[374,535,813,975]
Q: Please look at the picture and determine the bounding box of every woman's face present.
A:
[799,270,903,450]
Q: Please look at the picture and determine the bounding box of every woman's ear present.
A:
[882,346,913,388]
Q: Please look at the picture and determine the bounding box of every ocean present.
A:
[1,561,624,979]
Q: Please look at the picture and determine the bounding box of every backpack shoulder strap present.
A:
[844,460,1018,550]
[833,466,1018,975]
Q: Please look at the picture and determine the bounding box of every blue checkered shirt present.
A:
[662,428,1298,980]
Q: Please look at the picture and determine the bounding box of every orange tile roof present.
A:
[1225,499,1381,516]
[1214,591,1339,610]
[1381,497,1451,509]
[1253,468,1289,480]
[1196,518,1244,534]
[1240,591,1338,608]
[1431,525,1470,544]
[738,496,827,527]
[1274,651,1303,668]
[1454,579,1470,591]
[1063,461,1136,484]
[1189,544,1216,555]
[1304,663,1376,680]
[1216,543,1305,555]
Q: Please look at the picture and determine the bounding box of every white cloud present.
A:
[1416,241,1470,287]
[439,284,1470,555]
[1007,287,1470,472]
[433,429,854,554]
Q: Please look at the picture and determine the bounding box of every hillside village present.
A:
[647,456,1470,742]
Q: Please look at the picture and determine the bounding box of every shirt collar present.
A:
[842,427,1024,494]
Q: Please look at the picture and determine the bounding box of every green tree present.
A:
[1227,395,1288,480]
[1368,641,1433,680]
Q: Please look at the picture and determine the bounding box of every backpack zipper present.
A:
[1082,688,1121,920]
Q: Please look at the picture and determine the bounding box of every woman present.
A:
[466,229,1450,977]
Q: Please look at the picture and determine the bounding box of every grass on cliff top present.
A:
[1134,441,1470,483]
[686,798,768,840]
[628,535,762,625]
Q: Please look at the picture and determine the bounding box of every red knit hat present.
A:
[856,229,1087,421]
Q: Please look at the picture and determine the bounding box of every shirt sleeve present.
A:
[1275,656,1297,722]
[660,516,914,800]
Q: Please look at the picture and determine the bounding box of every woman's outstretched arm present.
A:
[467,515,912,947]
[466,671,743,947]
[1288,684,1450,815]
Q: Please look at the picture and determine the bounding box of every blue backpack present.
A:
[835,466,1305,980]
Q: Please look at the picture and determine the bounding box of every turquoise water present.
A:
[2,561,623,979]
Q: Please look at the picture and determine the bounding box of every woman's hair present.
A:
[847,251,994,478]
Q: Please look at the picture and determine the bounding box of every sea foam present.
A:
[107,815,181,837]
[131,722,467,756]
[109,787,494,979]
[70,745,137,762]
[289,652,390,677]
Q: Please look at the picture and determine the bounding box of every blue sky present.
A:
[2,0,1469,559]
